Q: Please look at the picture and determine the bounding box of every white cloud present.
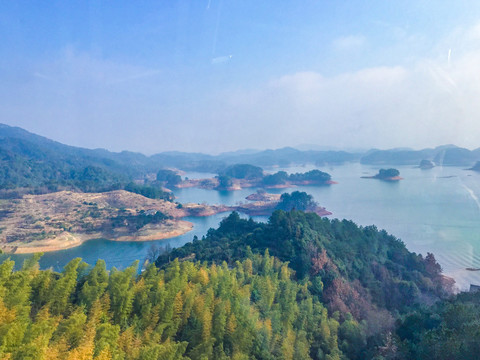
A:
[207,28,480,151]
[5,23,480,154]
[1,48,171,152]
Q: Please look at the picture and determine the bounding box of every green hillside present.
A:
[1,210,476,359]
[0,124,171,200]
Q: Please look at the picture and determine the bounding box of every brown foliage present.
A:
[324,278,374,321]
[308,245,337,276]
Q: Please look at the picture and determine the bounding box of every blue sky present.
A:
[2,1,480,153]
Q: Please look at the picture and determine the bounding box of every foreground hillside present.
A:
[157,211,453,311]
[0,253,346,360]
[0,210,473,359]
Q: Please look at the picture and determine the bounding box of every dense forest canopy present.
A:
[215,175,233,190]
[157,211,451,308]
[156,170,182,188]
[276,191,318,211]
[0,210,475,359]
[0,149,172,201]
[123,182,173,201]
[288,170,332,183]
[262,171,289,186]
[215,167,333,189]
[0,253,348,359]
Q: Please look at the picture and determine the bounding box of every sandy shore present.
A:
[0,189,332,255]
[1,220,193,254]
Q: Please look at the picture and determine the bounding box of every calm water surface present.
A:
[5,163,480,290]
[286,163,480,290]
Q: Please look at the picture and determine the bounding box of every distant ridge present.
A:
[1,123,480,193]
[360,145,480,166]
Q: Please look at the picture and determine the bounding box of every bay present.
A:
[5,163,480,290]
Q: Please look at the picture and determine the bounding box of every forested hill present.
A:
[0,124,148,192]
[157,211,452,314]
[3,123,480,194]
[0,124,357,192]
[0,210,473,359]
[0,124,175,199]
[153,211,480,359]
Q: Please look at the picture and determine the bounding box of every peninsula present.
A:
[0,189,331,254]
[0,190,194,254]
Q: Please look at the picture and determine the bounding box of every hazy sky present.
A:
[2,1,480,154]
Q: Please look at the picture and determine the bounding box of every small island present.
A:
[466,267,480,271]
[245,189,280,202]
[239,190,332,216]
[468,161,480,172]
[362,168,403,181]
[419,159,435,169]
[175,164,336,191]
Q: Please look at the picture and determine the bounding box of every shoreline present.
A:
[1,219,194,254]
[0,189,333,255]
[361,176,404,181]
[176,178,336,191]
[1,198,334,254]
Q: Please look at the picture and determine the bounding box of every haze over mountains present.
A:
[2,123,480,182]
[1,121,480,197]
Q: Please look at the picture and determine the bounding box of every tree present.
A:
[107,263,138,327]
[156,169,182,187]
[262,171,289,186]
[220,164,263,180]
[276,191,317,211]
[49,258,83,316]
[216,175,233,190]
[78,260,109,310]
[375,168,400,179]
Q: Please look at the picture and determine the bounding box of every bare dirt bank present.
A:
[1,219,194,254]
[0,189,332,254]
[0,190,196,254]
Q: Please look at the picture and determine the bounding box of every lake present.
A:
[5,163,480,290]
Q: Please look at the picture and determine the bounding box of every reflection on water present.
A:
[4,163,480,290]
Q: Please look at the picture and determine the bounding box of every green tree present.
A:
[276,191,317,211]
[156,169,182,187]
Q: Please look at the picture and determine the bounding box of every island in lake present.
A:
[419,159,435,169]
[361,168,403,181]
[171,164,336,191]
[468,161,480,172]
[241,190,332,216]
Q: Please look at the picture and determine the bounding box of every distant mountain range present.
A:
[1,123,480,193]
[360,145,480,166]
